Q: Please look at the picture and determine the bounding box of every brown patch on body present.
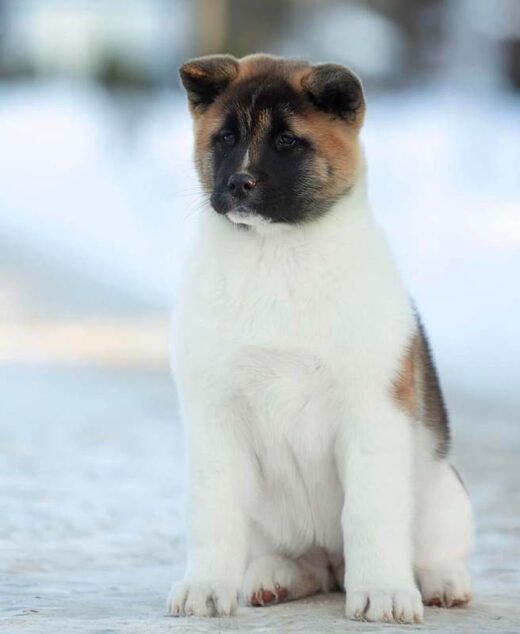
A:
[391,320,450,456]
[392,333,418,418]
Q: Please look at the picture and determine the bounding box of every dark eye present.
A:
[220,131,236,146]
[276,133,297,149]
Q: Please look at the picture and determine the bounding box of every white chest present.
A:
[174,208,413,389]
[231,345,344,554]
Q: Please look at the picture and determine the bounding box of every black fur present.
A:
[209,76,329,224]
[302,64,364,121]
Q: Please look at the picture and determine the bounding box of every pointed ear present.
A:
[179,55,239,109]
[301,64,365,125]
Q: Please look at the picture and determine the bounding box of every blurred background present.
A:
[1,2,519,629]
[0,0,519,399]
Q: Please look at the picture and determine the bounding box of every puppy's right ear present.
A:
[179,55,239,110]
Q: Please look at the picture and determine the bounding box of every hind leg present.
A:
[414,460,474,607]
[242,549,332,607]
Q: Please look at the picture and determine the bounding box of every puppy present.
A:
[167,54,473,624]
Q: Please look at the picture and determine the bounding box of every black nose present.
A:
[227,173,256,198]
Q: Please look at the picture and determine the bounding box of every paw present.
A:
[242,554,319,606]
[249,584,288,607]
[167,580,238,617]
[346,586,424,624]
[417,563,472,608]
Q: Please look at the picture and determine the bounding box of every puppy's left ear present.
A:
[301,64,365,125]
[179,55,239,110]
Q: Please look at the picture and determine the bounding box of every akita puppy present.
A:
[167,54,473,624]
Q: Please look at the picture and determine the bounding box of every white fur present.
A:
[226,209,272,227]
[240,148,251,171]
[167,165,473,623]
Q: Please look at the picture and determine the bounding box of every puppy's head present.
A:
[179,54,365,227]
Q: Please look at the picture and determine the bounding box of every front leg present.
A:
[338,399,423,624]
[167,396,249,617]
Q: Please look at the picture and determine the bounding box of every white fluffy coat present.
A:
[167,165,473,623]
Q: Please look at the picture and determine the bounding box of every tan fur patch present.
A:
[391,322,450,454]
[182,63,208,80]
[193,107,226,192]
[392,334,418,417]
[291,112,361,199]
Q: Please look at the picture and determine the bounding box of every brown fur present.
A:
[291,112,360,200]
[392,334,418,418]
[193,108,226,192]
[237,53,309,84]
[392,322,450,456]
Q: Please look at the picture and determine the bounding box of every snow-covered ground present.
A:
[0,361,519,633]
[0,82,519,632]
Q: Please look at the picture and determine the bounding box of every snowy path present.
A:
[1,363,519,633]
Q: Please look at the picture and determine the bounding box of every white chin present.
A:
[226,210,271,227]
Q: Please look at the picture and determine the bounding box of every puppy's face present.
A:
[179,54,365,226]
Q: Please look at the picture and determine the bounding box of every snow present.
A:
[0,81,519,632]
